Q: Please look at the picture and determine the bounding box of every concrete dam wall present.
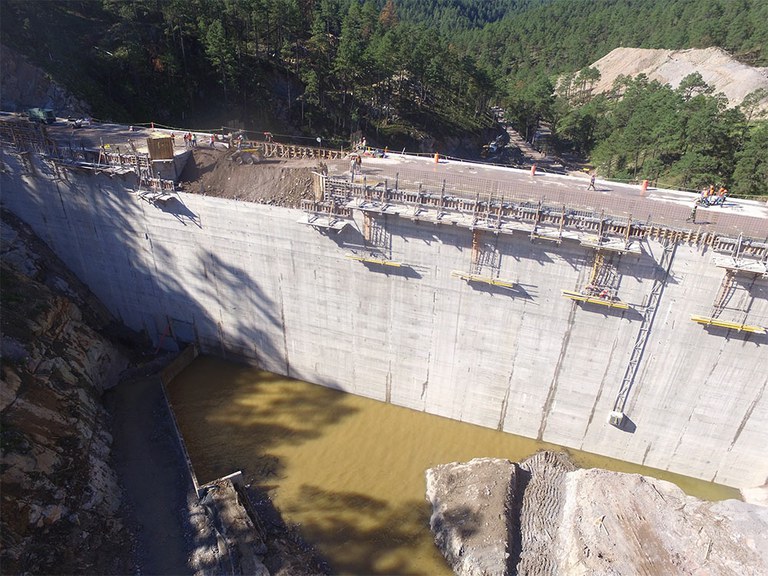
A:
[2,147,767,489]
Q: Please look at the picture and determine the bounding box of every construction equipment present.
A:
[27,108,55,124]
[228,146,263,165]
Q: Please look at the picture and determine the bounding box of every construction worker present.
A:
[714,186,728,205]
[686,202,698,223]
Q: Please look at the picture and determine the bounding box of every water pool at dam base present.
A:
[166,355,740,575]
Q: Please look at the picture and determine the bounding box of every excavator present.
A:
[227,144,263,165]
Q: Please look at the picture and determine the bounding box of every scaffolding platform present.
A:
[297,214,351,232]
[690,315,766,334]
[530,229,562,243]
[561,289,630,309]
[712,256,768,276]
[138,190,176,205]
[451,270,516,288]
[346,254,403,267]
[580,237,641,254]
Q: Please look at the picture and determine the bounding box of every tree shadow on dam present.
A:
[10,160,287,366]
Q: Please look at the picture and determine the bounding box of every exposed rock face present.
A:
[0,210,132,574]
[426,452,768,576]
[426,458,518,576]
[0,44,90,116]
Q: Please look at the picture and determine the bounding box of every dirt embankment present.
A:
[426,452,768,576]
[178,148,347,208]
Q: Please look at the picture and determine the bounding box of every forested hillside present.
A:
[458,0,768,83]
[1,0,766,193]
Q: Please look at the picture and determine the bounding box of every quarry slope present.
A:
[587,47,768,115]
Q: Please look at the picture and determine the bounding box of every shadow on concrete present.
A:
[734,274,768,302]
[358,260,422,279]
[700,325,768,344]
[155,196,202,228]
[628,249,681,285]
[465,281,533,300]
[615,414,637,434]
[574,301,645,321]
[106,375,202,576]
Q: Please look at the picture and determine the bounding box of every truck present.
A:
[27,108,55,124]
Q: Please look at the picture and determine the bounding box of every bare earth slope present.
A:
[589,47,768,115]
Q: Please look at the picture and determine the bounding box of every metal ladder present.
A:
[614,240,676,414]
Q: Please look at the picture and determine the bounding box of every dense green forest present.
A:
[1,0,766,193]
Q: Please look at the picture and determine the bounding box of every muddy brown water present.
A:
[166,355,740,575]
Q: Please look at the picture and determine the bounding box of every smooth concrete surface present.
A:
[2,150,767,488]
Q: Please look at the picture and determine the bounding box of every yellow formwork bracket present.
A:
[561,289,630,309]
[451,270,517,288]
[346,254,403,268]
[690,315,766,334]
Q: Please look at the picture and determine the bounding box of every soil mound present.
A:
[178,148,345,208]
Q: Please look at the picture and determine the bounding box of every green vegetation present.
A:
[0,0,766,193]
[553,75,768,191]
[0,0,498,146]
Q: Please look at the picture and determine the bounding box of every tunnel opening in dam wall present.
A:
[1,143,767,490]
